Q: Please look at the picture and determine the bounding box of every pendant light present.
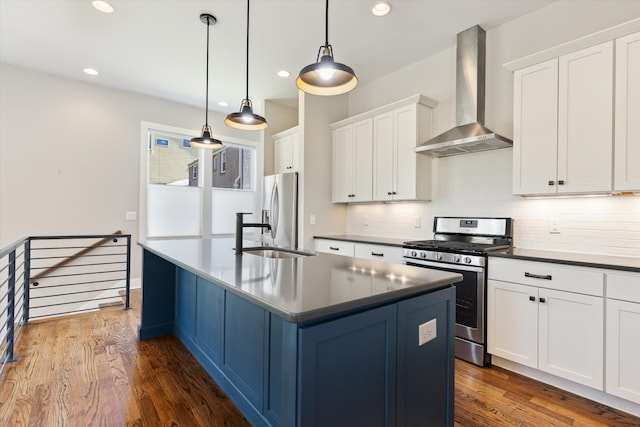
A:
[225,0,268,130]
[191,13,223,149]
[296,0,357,96]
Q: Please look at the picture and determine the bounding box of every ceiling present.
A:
[0,0,554,115]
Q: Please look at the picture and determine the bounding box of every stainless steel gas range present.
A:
[403,217,513,366]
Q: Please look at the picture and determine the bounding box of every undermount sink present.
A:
[242,246,316,259]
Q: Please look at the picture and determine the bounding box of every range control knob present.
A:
[420,252,428,259]
[453,255,461,263]
[464,257,472,264]
[410,250,417,257]
[436,254,443,261]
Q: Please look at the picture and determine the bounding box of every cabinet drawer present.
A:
[607,272,640,303]
[315,239,355,257]
[488,257,603,296]
[354,243,403,264]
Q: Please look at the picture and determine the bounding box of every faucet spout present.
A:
[235,212,271,255]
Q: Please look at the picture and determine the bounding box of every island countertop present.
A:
[139,238,462,323]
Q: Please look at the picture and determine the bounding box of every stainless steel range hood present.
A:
[416,25,512,157]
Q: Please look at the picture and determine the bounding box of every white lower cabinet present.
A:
[314,239,403,265]
[606,272,640,404]
[487,258,604,390]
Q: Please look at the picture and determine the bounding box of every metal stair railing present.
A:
[0,232,131,376]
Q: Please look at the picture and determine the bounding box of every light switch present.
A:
[309,214,316,225]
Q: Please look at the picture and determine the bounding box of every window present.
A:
[221,152,227,174]
[148,130,198,186]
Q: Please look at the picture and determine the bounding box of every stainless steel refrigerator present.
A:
[260,172,298,249]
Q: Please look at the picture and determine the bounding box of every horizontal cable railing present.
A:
[0,233,131,376]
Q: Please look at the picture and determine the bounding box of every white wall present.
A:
[0,63,258,277]
[344,1,640,258]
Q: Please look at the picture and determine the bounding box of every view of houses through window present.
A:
[149,130,253,190]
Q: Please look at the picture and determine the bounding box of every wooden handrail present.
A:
[30,230,123,283]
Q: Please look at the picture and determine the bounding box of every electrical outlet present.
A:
[414,216,421,228]
[310,214,316,225]
[549,218,560,234]
[418,318,437,346]
[363,216,368,226]
[125,211,137,221]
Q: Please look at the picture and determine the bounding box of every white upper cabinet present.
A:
[330,94,436,203]
[273,126,300,174]
[513,41,614,195]
[373,103,433,202]
[332,118,373,203]
[513,59,559,195]
[614,31,640,192]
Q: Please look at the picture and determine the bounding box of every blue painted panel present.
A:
[264,315,298,427]
[223,292,267,411]
[176,267,196,337]
[195,277,224,363]
[298,304,397,427]
[139,250,176,339]
[396,287,456,427]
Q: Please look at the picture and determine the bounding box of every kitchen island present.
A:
[138,238,462,427]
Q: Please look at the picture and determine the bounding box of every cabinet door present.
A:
[557,41,613,194]
[538,288,604,390]
[373,111,395,201]
[393,105,418,200]
[176,267,197,338]
[614,31,640,191]
[352,118,373,202]
[274,135,292,174]
[606,299,640,404]
[487,280,539,368]
[194,277,224,363]
[513,59,559,195]
[298,304,397,427]
[332,124,354,203]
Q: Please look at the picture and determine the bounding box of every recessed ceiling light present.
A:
[92,1,114,13]
[218,101,228,107]
[372,2,391,17]
[277,70,291,78]
[83,68,99,76]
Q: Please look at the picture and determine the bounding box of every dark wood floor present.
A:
[1,289,639,426]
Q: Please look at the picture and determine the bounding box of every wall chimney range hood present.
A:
[416,25,512,157]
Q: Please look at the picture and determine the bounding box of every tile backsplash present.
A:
[346,195,640,259]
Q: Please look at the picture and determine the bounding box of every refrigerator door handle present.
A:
[270,182,279,239]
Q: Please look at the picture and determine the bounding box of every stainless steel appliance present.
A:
[260,172,298,249]
[403,217,512,366]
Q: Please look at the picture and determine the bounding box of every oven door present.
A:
[404,258,485,344]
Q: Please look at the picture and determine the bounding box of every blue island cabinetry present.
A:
[139,244,458,427]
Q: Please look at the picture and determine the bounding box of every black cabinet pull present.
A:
[525,272,552,280]
[286,166,292,169]
[371,252,384,257]
[387,191,392,195]
[539,297,546,303]
[529,296,535,301]
[558,180,565,185]
[548,180,555,186]
[329,246,339,251]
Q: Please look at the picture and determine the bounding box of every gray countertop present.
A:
[489,248,640,273]
[139,238,462,323]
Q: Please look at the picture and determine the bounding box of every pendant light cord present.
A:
[245,0,250,100]
[324,0,329,47]
[205,17,210,126]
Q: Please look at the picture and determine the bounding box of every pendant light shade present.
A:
[225,0,268,130]
[191,13,223,149]
[296,0,357,96]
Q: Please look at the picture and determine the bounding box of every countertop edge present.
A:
[489,250,640,273]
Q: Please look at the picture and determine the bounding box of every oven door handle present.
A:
[403,258,484,273]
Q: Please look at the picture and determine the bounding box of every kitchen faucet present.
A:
[235,212,271,255]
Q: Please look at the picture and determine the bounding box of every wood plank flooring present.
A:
[1,289,639,426]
